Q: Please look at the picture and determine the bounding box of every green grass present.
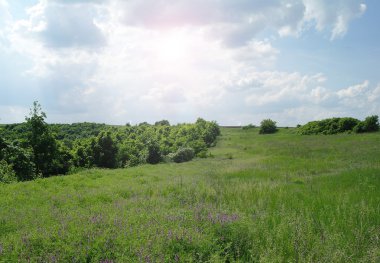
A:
[1,128,379,262]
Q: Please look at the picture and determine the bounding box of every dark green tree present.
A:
[362,115,379,132]
[25,101,59,177]
[154,120,170,126]
[0,138,36,181]
[93,131,118,168]
[146,140,162,164]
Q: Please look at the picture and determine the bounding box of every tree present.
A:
[354,115,379,133]
[93,131,118,168]
[259,119,277,134]
[25,101,59,177]
[362,115,379,132]
[154,120,170,126]
[145,140,161,164]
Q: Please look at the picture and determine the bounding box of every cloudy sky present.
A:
[1,0,379,126]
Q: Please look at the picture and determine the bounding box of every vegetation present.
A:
[0,128,379,262]
[298,115,379,135]
[168,147,195,163]
[0,102,220,183]
[0,160,17,183]
[259,119,277,134]
[242,124,255,130]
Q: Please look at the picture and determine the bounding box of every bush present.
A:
[259,119,277,134]
[168,147,195,163]
[338,117,360,132]
[0,138,36,181]
[242,124,255,130]
[361,115,379,132]
[299,116,379,135]
[0,160,17,183]
[353,122,365,133]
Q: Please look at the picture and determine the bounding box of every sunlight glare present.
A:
[155,31,189,62]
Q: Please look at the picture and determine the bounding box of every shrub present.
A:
[259,119,277,134]
[168,147,195,163]
[0,138,36,181]
[362,115,379,132]
[353,122,365,133]
[0,160,17,183]
[338,117,360,132]
[299,116,379,135]
[242,124,255,130]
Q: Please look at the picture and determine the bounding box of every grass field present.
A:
[1,128,379,262]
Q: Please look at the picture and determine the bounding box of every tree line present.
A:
[0,102,220,183]
[298,116,379,135]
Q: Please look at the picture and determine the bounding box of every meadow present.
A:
[0,128,379,262]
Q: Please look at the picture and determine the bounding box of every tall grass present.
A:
[0,128,379,262]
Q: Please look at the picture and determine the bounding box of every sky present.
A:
[0,0,379,126]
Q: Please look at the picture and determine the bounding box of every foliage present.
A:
[1,103,221,180]
[299,116,379,135]
[242,124,256,130]
[259,119,277,134]
[51,122,107,142]
[0,140,36,181]
[355,115,379,133]
[25,101,61,177]
[93,131,118,168]
[154,120,170,126]
[168,147,195,163]
[145,140,162,164]
[195,118,220,147]
[338,117,360,132]
[0,160,17,183]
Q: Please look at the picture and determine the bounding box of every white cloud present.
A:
[114,0,366,44]
[303,0,366,40]
[227,71,328,106]
[368,84,380,103]
[0,105,29,123]
[0,0,376,125]
[337,80,369,98]
[219,72,379,125]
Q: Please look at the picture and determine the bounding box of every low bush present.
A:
[242,124,255,130]
[0,160,17,183]
[168,147,195,163]
[259,119,277,134]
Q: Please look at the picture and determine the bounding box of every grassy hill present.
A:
[1,128,379,262]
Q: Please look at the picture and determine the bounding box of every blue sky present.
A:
[1,0,379,126]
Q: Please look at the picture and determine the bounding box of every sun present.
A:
[154,31,189,63]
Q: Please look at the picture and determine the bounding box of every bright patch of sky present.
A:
[1,0,379,126]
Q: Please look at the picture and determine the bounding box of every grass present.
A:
[0,128,379,262]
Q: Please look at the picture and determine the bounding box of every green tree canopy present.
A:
[25,101,59,177]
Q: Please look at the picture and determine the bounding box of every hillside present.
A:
[1,128,379,262]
